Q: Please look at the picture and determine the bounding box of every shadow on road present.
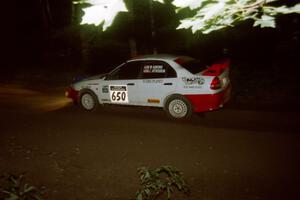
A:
[55,103,300,134]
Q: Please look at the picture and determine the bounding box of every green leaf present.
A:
[167,187,171,199]
[32,194,43,200]
[1,189,11,194]
[253,15,275,28]
[172,0,207,10]
[23,185,35,194]
[135,166,190,200]
[80,0,128,30]
[154,0,164,3]
[290,4,300,13]
[272,6,290,14]
[145,188,151,195]
[6,193,19,200]
[9,176,19,186]
[144,171,151,179]
[136,192,143,200]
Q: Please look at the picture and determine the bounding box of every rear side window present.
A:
[141,61,177,79]
[175,57,207,74]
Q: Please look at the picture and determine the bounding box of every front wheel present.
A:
[164,95,192,119]
[79,91,98,111]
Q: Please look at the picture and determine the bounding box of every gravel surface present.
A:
[0,84,299,200]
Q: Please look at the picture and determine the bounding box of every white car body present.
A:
[66,54,231,119]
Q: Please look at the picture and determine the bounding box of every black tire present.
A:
[79,90,99,111]
[164,94,192,119]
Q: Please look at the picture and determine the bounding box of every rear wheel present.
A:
[79,91,98,111]
[164,95,192,119]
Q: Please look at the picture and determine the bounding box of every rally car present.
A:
[65,54,231,119]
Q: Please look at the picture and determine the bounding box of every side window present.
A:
[141,61,177,79]
[108,62,142,80]
[166,65,177,78]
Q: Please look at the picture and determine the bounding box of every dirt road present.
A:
[0,84,299,200]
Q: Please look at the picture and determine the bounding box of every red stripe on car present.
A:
[184,84,231,112]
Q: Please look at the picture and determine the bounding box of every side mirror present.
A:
[73,74,87,83]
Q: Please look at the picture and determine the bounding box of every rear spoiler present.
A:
[202,59,230,76]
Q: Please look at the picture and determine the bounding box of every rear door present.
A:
[137,60,177,107]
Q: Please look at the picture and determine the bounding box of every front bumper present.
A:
[65,87,79,102]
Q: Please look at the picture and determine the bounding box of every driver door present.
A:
[99,61,143,105]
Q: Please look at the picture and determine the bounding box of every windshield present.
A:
[175,57,208,74]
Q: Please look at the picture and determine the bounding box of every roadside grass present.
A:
[135,166,189,200]
[0,166,189,200]
[0,174,42,200]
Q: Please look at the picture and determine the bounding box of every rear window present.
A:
[175,57,208,74]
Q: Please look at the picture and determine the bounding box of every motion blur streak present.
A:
[0,84,72,113]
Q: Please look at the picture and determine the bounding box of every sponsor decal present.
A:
[143,79,163,84]
[102,85,109,93]
[182,77,205,85]
[183,85,202,89]
[143,65,166,73]
[109,85,128,103]
[147,99,160,104]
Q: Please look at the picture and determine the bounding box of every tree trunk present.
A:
[127,0,138,57]
[129,38,137,58]
[149,0,157,54]
[40,0,53,29]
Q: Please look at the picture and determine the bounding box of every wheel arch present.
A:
[79,88,98,97]
[163,93,192,109]
[79,88,100,104]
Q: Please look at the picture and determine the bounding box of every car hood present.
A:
[73,73,107,83]
[82,73,107,81]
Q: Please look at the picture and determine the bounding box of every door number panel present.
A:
[109,85,128,103]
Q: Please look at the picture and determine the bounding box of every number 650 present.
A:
[112,91,126,101]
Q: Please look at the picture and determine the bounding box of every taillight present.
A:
[210,77,222,90]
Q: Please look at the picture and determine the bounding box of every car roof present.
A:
[128,54,182,62]
[127,54,196,77]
